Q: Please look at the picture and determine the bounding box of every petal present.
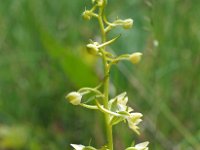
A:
[71,144,85,150]
[135,141,149,149]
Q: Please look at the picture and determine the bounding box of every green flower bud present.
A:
[86,43,99,55]
[82,10,92,20]
[97,0,103,6]
[129,52,142,64]
[66,92,82,105]
[92,0,103,6]
[123,19,133,29]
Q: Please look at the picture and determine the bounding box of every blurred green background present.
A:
[0,0,200,149]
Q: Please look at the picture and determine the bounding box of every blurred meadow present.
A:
[0,0,200,149]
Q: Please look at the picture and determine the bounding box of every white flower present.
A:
[71,144,85,150]
[129,52,142,64]
[135,141,149,150]
[71,144,97,150]
[108,93,143,134]
[127,113,143,135]
[116,92,128,106]
[66,92,82,105]
[109,92,129,112]
[125,141,149,150]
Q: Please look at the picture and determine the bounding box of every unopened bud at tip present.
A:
[129,52,142,64]
[123,19,133,29]
[82,10,92,20]
[92,0,103,6]
[86,43,99,55]
[66,92,82,105]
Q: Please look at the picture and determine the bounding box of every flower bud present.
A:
[66,92,82,105]
[97,0,103,6]
[82,10,92,20]
[123,19,133,29]
[92,0,103,6]
[129,52,142,64]
[86,43,99,55]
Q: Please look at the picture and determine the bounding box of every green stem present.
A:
[98,2,113,150]
[80,103,99,110]
[78,87,103,96]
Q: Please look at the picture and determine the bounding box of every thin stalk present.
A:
[80,103,99,110]
[97,2,113,150]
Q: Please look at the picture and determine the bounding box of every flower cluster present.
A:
[66,0,148,149]
[66,89,148,149]
[71,141,149,150]
[108,92,143,134]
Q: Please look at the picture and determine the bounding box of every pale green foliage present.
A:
[66,0,148,149]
